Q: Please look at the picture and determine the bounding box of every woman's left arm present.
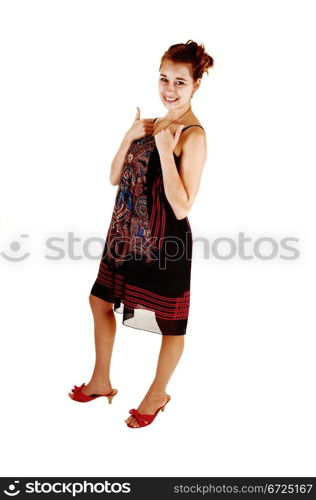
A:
[156,127,207,220]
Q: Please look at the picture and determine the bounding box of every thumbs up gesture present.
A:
[124,107,156,142]
[154,123,185,157]
[134,106,141,122]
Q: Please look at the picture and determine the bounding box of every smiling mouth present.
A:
[163,96,179,103]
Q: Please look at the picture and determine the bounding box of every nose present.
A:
[162,81,177,93]
[165,87,178,96]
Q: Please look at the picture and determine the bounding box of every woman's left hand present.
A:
[154,124,185,157]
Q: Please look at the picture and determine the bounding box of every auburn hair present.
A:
[159,40,214,81]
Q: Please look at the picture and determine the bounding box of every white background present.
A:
[0,0,315,477]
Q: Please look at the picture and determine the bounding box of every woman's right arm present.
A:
[109,107,156,186]
[109,133,133,186]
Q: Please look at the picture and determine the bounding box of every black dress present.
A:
[90,119,205,335]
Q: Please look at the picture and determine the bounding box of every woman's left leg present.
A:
[125,334,185,427]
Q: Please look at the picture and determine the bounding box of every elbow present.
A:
[109,166,119,185]
[174,201,192,220]
[109,175,119,186]
[175,213,187,221]
[174,208,189,220]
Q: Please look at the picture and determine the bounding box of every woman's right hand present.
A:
[124,107,155,142]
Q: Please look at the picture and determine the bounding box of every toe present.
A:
[130,417,137,427]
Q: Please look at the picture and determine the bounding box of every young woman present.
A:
[69,40,214,428]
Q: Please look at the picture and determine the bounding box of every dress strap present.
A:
[153,118,204,131]
[181,124,205,131]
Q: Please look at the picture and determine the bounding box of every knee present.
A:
[89,294,113,315]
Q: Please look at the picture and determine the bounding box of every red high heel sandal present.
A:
[126,395,171,428]
[68,383,118,403]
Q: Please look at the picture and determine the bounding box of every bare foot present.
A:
[68,380,113,399]
[125,391,169,427]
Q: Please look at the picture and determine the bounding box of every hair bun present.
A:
[161,39,214,81]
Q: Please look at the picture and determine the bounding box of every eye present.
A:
[160,78,184,85]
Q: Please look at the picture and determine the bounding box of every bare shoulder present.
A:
[174,122,207,158]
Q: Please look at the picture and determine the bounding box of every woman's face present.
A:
[158,59,199,109]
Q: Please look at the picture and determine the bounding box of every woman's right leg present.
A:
[80,294,117,396]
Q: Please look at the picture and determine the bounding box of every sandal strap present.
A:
[72,383,86,394]
[129,409,152,423]
[71,384,117,397]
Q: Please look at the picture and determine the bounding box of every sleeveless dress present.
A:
[90,119,205,335]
